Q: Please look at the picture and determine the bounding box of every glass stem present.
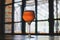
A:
[28,24,31,37]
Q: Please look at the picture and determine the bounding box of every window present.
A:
[5,0,12,33]
[37,0,49,33]
[4,0,60,35]
[14,0,22,33]
[5,0,49,34]
[54,0,60,33]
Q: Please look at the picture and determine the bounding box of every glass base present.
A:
[27,34,34,38]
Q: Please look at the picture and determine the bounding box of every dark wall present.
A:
[0,0,5,39]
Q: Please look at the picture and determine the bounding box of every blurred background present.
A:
[0,0,60,40]
[4,0,60,34]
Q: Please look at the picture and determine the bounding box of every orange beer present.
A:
[23,10,35,23]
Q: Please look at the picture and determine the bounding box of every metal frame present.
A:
[49,0,54,35]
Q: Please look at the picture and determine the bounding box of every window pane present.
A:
[54,20,60,33]
[24,0,35,11]
[5,5,12,22]
[14,2,21,22]
[14,23,21,33]
[54,1,56,19]
[5,0,12,4]
[37,0,48,20]
[54,0,60,19]
[58,1,60,18]
[5,24,12,33]
[37,21,49,33]
[26,22,35,33]
[14,0,22,34]
[14,0,22,2]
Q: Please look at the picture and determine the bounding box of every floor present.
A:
[0,35,60,40]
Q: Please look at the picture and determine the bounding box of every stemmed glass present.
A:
[22,10,35,38]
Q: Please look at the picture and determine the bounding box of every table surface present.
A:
[0,35,60,40]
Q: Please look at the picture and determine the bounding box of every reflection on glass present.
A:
[37,21,49,33]
[13,35,25,40]
[13,35,50,40]
[14,23,21,33]
[5,24,12,33]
